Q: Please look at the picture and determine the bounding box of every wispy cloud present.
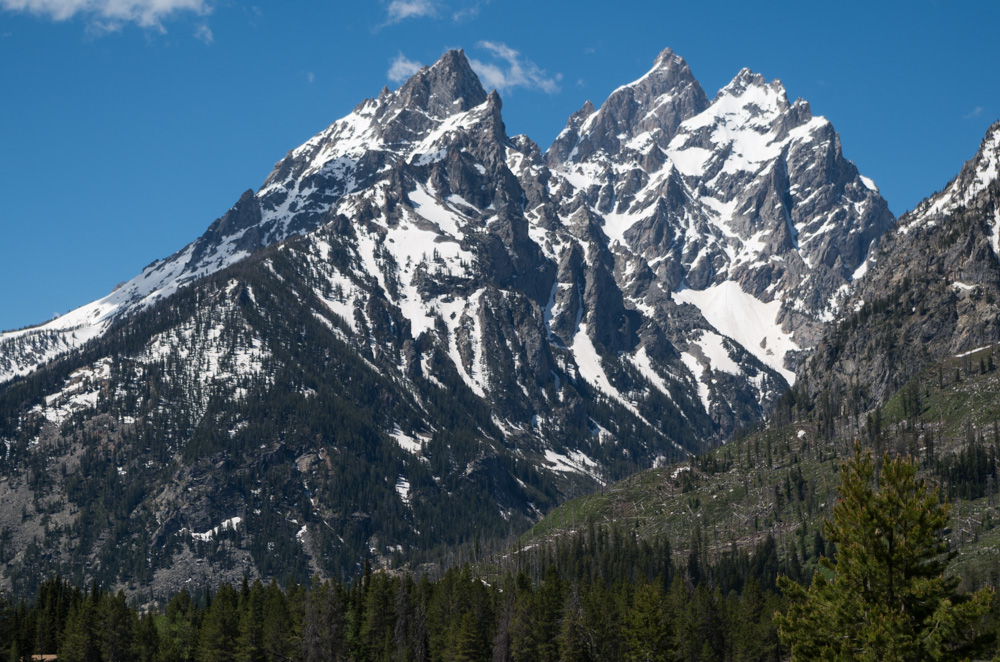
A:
[306,71,315,84]
[964,106,985,120]
[469,41,561,94]
[388,52,424,83]
[380,0,487,26]
[0,0,210,30]
[193,22,211,43]
[382,0,436,25]
[452,0,487,21]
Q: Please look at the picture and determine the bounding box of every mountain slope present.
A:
[537,49,892,378]
[807,121,1000,406]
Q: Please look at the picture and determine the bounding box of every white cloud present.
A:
[964,106,985,120]
[0,0,210,29]
[306,71,315,84]
[469,41,561,94]
[193,22,211,43]
[383,0,435,24]
[388,52,424,83]
[452,0,487,21]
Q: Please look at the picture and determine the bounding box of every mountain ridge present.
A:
[0,47,902,595]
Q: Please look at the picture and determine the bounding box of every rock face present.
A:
[0,49,895,594]
[536,50,893,381]
[807,122,1000,406]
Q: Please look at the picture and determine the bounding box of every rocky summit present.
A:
[0,48,893,594]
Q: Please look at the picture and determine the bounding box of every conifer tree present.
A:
[556,584,591,662]
[59,599,100,662]
[623,582,668,662]
[197,584,240,662]
[101,590,137,662]
[776,444,993,660]
[235,581,264,662]
[135,612,159,662]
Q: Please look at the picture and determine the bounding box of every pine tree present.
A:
[261,582,294,662]
[197,584,240,662]
[623,582,668,662]
[235,581,265,662]
[158,588,197,662]
[135,612,159,662]
[59,599,100,662]
[452,609,488,662]
[101,590,137,662]
[776,444,994,660]
[556,584,592,662]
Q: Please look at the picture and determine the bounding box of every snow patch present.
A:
[673,281,797,384]
[544,449,601,481]
[189,517,242,542]
[395,477,411,505]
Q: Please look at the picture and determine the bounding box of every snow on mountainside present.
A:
[899,122,1000,247]
[519,48,892,413]
[1,48,894,440]
[0,47,903,594]
[0,51,497,386]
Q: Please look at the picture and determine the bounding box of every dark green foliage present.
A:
[777,446,994,660]
[0,524,791,662]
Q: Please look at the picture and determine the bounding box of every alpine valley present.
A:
[6,44,983,598]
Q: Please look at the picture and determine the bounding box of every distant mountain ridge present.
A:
[0,48,896,594]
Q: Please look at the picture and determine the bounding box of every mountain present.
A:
[806,121,1000,406]
[523,121,1000,588]
[0,49,891,595]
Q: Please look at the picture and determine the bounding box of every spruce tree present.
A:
[776,444,993,660]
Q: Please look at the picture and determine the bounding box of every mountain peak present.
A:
[712,68,790,118]
[547,47,707,165]
[719,68,784,97]
[978,120,1000,166]
[653,46,678,65]
[394,49,487,119]
[626,47,701,101]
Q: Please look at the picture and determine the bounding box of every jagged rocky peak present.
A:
[260,50,493,196]
[685,68,802,146]
[391,49,488,118]
[719,68,786,102]
[547,48,709,165]
[0,49,509,387]
[526,46,894,391]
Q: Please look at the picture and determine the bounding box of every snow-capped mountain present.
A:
[0,49,896,593]
[534,49,892,382]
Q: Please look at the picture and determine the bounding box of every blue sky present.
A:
[1,0,998,332]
